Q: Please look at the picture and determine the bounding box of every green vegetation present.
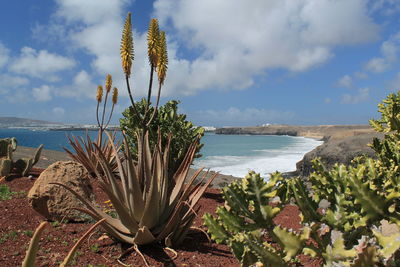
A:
[55,12,215,249]
[43,11,214,267]
[0,138,43,178]
[89,243,100,253]
[204,91,400,266]
[22,220,105,267]
[120,99,204,178]
[0,184,24,200]
[22,230,34,237]
[0,230,18,244]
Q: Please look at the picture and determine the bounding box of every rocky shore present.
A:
[216,125,381,176]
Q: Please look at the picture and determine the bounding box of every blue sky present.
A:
[0,0,400,126]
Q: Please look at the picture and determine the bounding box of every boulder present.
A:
[27,161,94,222]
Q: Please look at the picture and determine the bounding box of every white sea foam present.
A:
[194,136,323,178]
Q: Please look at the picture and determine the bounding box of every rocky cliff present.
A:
[216,125,381,176]
[295,132,383,176]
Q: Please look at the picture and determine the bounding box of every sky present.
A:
[0,0,400,127]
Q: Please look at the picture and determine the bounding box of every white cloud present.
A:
[151,0,379,94]
[6,89,30,104]
[0,42,10,69]
[58,70,97,98]
[48,0,380,99]
[0,74,29,95]
[324,98,331,103]
[365,32,400,73]
[9,47,75,80]
[338,75,353,88]
[369,0,400,16]
[32,85,52,102]
[354,71,368,79]
[341,88,370,104]
[52,107,66,116]
[192,107,294,127]
[388,72,400,91]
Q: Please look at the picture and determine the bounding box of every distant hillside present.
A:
[0,117,62,127]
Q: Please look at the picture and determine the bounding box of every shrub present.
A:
[120,98,204,177]
[204,91,400,266]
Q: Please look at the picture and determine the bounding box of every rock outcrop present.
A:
[27,161,94,222]
[216,125,383,177]
[216,125,374,139]
[295,133,383,176]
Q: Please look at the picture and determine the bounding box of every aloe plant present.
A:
[55,131,216,248]
[52,13,216,267]
[64,75,119,178]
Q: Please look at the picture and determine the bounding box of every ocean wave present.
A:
[194,136,323,179]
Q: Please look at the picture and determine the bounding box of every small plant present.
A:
[0,230,19,244]
[0,184,24,200]
[64,75,119,178]
[89,243,100,253]
[50,221,61,228]
[22,230,34,237]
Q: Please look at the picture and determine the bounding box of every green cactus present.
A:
[0,159,12,177]
[14,144,43,176]
[0,142,13,177]
[0,137,17,157]
[203,91,400,266]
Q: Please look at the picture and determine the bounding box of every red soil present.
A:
[0,168,320,266]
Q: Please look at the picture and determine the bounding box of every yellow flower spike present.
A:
[147,18,160,67]
[157,31,168,86]
[96,85,103,103]
[105,74,112,93]
[120,12,134,77]
[112,87,118,104]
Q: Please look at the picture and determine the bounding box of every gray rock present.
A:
[296,133,383,177]
[27,161,94,222]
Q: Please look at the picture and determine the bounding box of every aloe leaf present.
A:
[60,218,106,267]
[22,222,48,267]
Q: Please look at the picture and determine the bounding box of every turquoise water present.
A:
[0,129,322,178]
[194,133,322,177]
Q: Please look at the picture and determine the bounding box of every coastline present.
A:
[215,124,374,140]
[10,124,379,185]
[215,125,382,177]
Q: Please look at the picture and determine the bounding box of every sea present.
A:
[0,128,322,178]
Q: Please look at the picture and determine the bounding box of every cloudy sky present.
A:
[0,0,399,126]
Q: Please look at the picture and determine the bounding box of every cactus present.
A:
[0,141,13,177]
[204,91,400,266]
[0,138,43,177]
[13,144,43,176]
[0,137,17,156]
